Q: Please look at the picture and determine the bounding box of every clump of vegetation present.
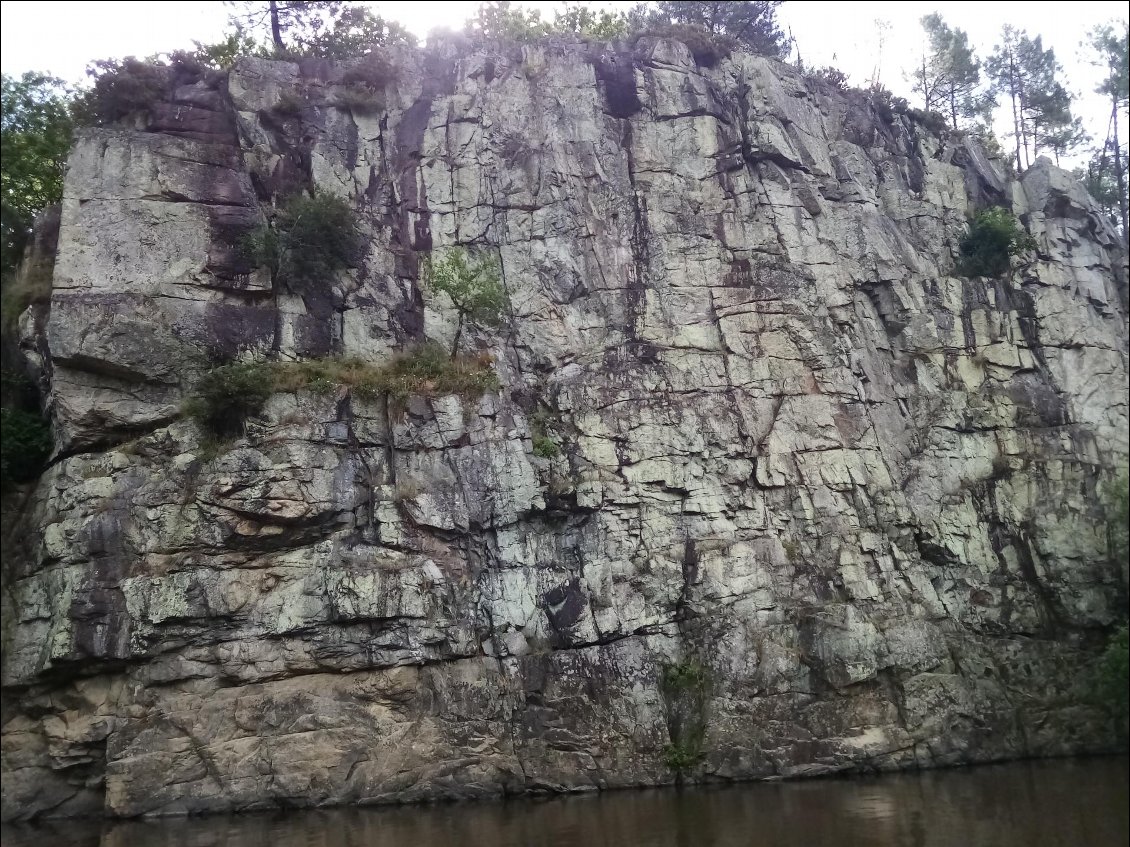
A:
[529,408,562,458]
[73,57,171,125]
[532,434,560,459]
[422,247,508,359]
[1,405,53,488]
[955,206,1037,278]
[183,361,276,439]
[804,66,849,92]
[907,107,951,136]
[245,190,363,292]
[270,89,307,117]
[660,659,711,777]
[375,343,500,400]
[1,255,53,333]
[636,23,738,67]
[1095,623,1129,733]
[185,345,499,439]
[331,85,385,114]
[864,83,910,123]
[341,52,398,88]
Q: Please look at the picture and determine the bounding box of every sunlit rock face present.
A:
[2,37,1127,819]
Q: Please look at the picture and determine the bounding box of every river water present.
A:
[2,756,1126,847]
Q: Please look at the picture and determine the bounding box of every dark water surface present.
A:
[3,756,1126,847]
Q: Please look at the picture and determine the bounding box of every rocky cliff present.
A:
[2,36,1128,819]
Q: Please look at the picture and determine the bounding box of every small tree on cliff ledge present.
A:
[422,248,508,359]
[247,190,362,292]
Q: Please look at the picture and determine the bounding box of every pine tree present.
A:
[649,1,788,59]
[1088,22,1129,242]
[987,27,1081,170]
[912,14,990,130]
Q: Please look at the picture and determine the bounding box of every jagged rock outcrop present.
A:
[2,37,1127,819]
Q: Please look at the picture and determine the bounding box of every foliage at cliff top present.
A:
[1,72,72,278]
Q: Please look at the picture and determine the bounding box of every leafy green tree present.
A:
[465,1,553,42]
[553,4,631,40]
[912,14,991,130]
[422,248,508,359]
[227,1,414,56]
[1,73,73,278]
[647,1,788,59]
[1088,22,1129,242]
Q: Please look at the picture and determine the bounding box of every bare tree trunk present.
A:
[270,0,284,50]
[450,312,464,360]
[1114,100,1128,247]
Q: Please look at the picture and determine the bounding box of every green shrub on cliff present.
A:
[246,191,363,292]
[0,404,52,487]
[1096,624,1129,732]
[184,362,275,439]
[956,207,1037,278]
[422,248,508,359]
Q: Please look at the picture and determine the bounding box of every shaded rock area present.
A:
[1,36,1127,819]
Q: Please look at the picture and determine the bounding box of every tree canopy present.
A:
[1,73,73,278]
[987,27,1084,169]
[646,1,788,59]
[912,14,991,130]
[226,1,415,57]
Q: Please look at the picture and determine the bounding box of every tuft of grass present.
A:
[184,344,499,439]
[331,84,385,114]
[532,434,560,458]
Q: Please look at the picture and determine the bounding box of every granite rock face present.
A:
[2,39,1128,819]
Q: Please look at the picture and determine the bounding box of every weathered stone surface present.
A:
[2,39,1127,820]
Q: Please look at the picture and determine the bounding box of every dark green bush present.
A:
[74,58,171,125]
[863,83,910,123]
[184,362,275,439]
[804,66,849,92]
[331,85,385,114]
[246,191,363,292]
[908,107,950,136]
[660,660,710,775]
[956,207,1037,278]
[1095,624,1129,732]
[341,53,398,88]
[1,405,52,486]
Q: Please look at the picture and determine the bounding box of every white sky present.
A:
[1,1,1126,167]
